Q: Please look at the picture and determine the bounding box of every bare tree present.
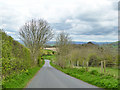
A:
[56,32,71,54]
[56,31,72,68]
[19,19,53,64]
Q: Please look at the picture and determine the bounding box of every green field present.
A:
[43,55,55,60]
[42,49,56,60]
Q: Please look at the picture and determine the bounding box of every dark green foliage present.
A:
[90,70,98,75]
[88,55,99,66]
[79,68,86,72]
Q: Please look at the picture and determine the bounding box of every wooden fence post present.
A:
[101,61,103,73]
[82,61,84,68]
[77,61,79,66]
[86,61,88,71]
[104,60,106,73]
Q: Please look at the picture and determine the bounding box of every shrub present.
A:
[1,31,34,81]
[79,68,86,72]
[90,70,98,75]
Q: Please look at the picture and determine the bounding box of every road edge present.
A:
[23,65,45,89]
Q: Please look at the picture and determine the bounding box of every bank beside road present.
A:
[50,60,118,89]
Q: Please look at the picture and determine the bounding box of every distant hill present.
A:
[18,40,116,46]
[44,41,113,46]
[110,41,119,46]
[100,41,119,49]
[109,41,119,48]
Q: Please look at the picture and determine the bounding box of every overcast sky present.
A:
[0,0,118,42]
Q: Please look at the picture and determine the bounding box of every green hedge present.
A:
[3,60,45,88]
[1,31,36,83]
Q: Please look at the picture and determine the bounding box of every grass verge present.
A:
[50,61,118,89]
[74,66,118,79]
[3,60,45,89]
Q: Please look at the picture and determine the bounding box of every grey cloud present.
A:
[51,15,117,36]
[81,27,118,35]
[50,22,72,30]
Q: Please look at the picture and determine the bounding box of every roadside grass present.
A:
[89,67,118,78]
[50,61,118,89]
[2,60,45,88]
[74,66,118,79]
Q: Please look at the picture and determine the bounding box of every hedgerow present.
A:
[1,30,36,85]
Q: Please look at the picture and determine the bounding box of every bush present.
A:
[90,70,98,75]
[79,68,86,72]
[2,64,44,88]
[1,31,34,82]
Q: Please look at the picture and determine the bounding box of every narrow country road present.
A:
[26,60,100,88]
